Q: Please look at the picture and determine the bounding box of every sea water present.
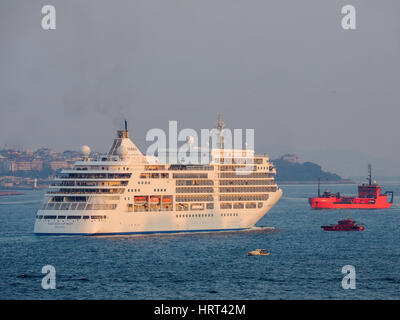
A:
[0,184,399,299]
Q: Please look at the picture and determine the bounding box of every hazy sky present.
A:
[1,1,399,177]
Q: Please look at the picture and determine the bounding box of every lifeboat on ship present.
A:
[150,196,160,203]
[134,196,147,203]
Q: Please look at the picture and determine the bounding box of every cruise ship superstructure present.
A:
[34,118,282,235]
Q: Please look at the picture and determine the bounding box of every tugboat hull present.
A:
[309,196,392,209]
[309,165,393,210]
[321,219,365,231]
[321,225,365,231]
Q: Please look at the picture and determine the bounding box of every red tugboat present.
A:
[309,165,393,209]
[321,219,365,231]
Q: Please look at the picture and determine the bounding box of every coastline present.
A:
[0,190,24,196]
[278,180,355,185]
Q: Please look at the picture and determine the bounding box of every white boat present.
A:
[34,116,282,235]
[247,249,270,256]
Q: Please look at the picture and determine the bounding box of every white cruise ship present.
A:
[34,118,282,235]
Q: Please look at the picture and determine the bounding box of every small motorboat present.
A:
[321,218,365,231]
[247,249,270,256]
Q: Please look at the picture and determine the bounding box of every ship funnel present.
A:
[118,120,129,138]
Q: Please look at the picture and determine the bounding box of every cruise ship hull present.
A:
[34,189,282,235]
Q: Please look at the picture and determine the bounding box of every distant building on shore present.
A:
[282,154,299,164]
[8,160,43,172]
[0,146,83,175]
[0,175,50,189]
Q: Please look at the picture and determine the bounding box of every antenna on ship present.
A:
[368,164,372,185]
[125,120,128,132]
[318,178,321,197]
[217,113,225,149]
[217,113,225,131]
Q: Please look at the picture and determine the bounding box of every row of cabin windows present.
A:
[42,203,117,210]
[219,172,270,179]
[129,202,214,212]
[220,194,269,202]
[221,213,239,217]
[176,195,214,202]
[127,189,141,192]
[145,165,166,170]
[176,213,214,218]
[66,173,131,179]
[48,196,119,203]
[79,166,233,174]
[220,202,261,209]
[37,215,106,220]
[56,181,128,187]
[176,203,214,211]
[176,187,214,193]
[48,188,124,194]
[219,186,276,193]
[219,165,256,172]
[176,180,214,186]
[216,158,263,164]
[95,167,130,171]
[169,165,214,171]
[173,173,208,179]
[219,179,273,186]
[140,173,169,179]
[127,201,262,211]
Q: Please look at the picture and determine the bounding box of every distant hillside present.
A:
[273,156,342,182]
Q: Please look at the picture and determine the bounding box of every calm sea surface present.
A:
[0,183,399,299]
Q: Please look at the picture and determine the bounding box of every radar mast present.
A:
[367,164,372,185]
[217,113,225,149]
